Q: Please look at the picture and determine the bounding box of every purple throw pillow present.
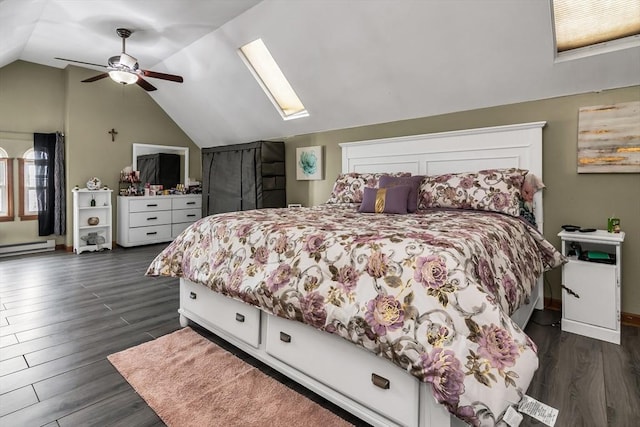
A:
[326,172,412,204]
[359,186,411,214]
[378,175,424,213]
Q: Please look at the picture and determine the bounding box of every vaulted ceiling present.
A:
[2,0,639,148]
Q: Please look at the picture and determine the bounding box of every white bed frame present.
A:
[179,121,547,427]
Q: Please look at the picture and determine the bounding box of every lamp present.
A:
[109,70,138,85]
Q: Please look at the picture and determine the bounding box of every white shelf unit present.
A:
[558,229,625,344]
[73,188,113,254]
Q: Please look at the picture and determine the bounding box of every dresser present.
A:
[117,195,202,247]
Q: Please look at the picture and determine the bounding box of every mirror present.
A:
[132,143,189,189]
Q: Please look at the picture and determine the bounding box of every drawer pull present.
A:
[187,201,196,205]
[235,313,245,323]
[147,204,158,207]
[279,332,291,343]
[146,231,158,235]
[187,214,196,217]
[189,292,197,300]
[147,216,158,221]
[562,284,580,299]
[371,373,390,390]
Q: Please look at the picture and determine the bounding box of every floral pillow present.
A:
[378,175,425,213]
[326,172,411,204]
[417,168,528,217]
[359,186,412,214]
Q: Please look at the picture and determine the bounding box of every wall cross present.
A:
[108,128,118,142]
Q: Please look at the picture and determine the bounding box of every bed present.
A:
[147,121,565,427]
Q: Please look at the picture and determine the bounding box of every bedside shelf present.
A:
[558,229,625,344]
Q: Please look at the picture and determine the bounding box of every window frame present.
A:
[19,149,38,221]
[0,151,14,222]
[551,0,640,62]
[239,38,309,121]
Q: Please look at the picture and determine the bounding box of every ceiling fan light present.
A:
[119,53,138,69]
[109,70,138,85]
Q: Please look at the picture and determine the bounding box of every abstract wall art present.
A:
[296,146,323,180]
[577,101,640,173]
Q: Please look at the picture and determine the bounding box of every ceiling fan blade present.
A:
[82,73,110,83]
[55,57,107,68]
[141,69,184,83]
[136,77,157,91]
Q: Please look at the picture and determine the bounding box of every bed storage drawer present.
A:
[265,315,419,427]
[181,281,260,348]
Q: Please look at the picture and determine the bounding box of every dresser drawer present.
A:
[265,316,419,426]
[172,208,201,224]
[181,280,260,348]
[128,198,172,212]
[172,222,192,238]
[129,210,172,227]
[128,225,172,243]
[173,197,202,210]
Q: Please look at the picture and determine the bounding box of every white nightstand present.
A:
[558,229,625,344]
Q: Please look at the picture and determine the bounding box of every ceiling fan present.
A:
[55,28,183,91]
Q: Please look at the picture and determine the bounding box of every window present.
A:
[239,38,309,120]
[552,0,640,60]
[0,147,13,222]
[19,148,38,220]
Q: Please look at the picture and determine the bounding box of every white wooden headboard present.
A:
[340,121,547,232]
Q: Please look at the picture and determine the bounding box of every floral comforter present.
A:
[147,204,565,426]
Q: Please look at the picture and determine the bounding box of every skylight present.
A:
[240,39,308,120]
[552,0,640,59]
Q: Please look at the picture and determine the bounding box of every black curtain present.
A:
[34,132,65,236]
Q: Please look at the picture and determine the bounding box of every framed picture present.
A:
[577,101,640,173]
[296,146,323,180]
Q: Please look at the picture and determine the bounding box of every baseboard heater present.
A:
[0,239,56,258]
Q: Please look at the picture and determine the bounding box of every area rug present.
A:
[107,327,354,427]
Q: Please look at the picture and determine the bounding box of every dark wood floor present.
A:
[0,246,638,427]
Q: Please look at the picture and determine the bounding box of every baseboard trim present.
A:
[544,297,562,312]
[63,241,117,253]
[544,297,639,327]
[621,312,640,328]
